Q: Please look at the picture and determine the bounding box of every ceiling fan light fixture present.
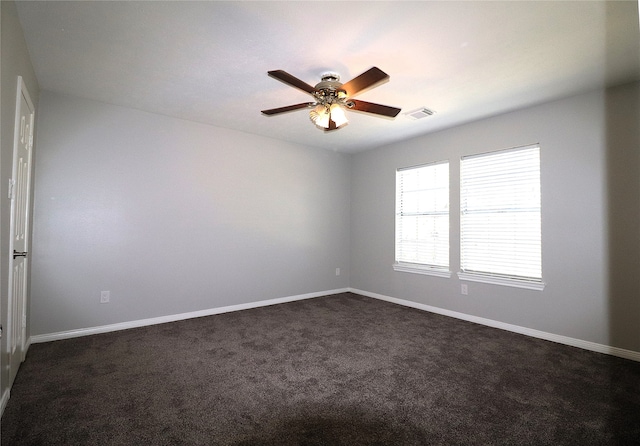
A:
[329,104,348,127]
[310,105,331,128]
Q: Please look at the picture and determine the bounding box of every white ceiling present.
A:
[15,1,640,153]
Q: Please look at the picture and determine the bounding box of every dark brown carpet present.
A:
[2,292,639,445]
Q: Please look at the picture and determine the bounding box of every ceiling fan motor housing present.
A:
[314,72,347,107]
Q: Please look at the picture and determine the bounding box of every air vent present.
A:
[405,107,436,120]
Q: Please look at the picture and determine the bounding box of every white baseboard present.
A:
[23,338,32,361]
[1,388,9,418]
[28,286,640,363]
[31,288,349,344]
[350,288,640,363]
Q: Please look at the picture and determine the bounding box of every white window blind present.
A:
[395,161,449,271]
[460,145,541,282]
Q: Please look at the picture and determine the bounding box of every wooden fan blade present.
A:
[261,102,315,115]
[268,70,316,94]
[347,99,401,118]
[340,67,390,98]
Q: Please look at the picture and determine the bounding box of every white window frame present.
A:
[394,161,451,278]
[458,144,544,290]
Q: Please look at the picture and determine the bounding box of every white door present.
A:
[7,77,35,386]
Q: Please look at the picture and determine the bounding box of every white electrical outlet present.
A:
[335,268,340,276]
[100,290,110,304]
[461,284,468,295]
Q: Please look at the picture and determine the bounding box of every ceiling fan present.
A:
[261,67,401,131]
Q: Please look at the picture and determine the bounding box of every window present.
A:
[394,161,450,277]
[459,145,543,289]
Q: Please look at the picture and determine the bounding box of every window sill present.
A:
[457,272,545,291]
[393,263,452,278]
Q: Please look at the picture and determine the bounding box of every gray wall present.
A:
[1,0,40,402]
[26,81,640,355]
[30,92,351,335]
[350,82,640,353]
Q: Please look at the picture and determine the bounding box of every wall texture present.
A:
[350,82,640,354]
[30,92,351,336]
[1,0,40,405]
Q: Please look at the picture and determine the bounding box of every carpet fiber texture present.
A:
[2,292,640,445]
